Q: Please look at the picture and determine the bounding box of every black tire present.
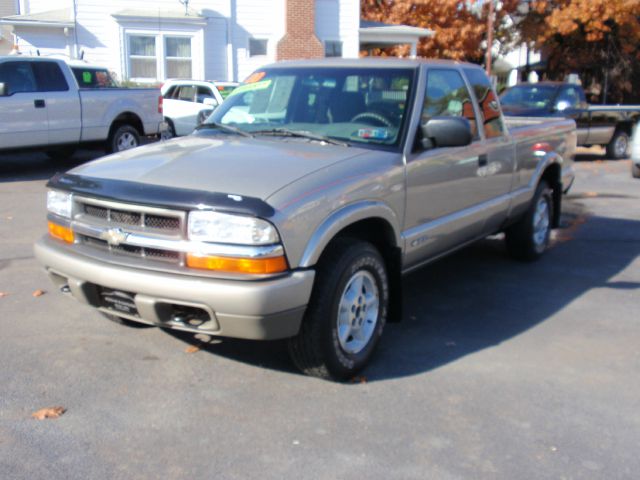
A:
[197,109,212,125]
[288,239,389,381]
[107,124,140,153]
[45,146,76,160]
[632,162,640,178]
[100,312,154,328]
[606,130,630,159]
[505,180,554,262]
[161,119,176,140]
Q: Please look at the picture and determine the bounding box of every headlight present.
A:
[188,211,279,245]
[47,190,72,218]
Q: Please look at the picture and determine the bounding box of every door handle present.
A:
[478,154,488,167]
[34,99,46,108]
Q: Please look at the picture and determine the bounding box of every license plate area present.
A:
[98,287,139,317]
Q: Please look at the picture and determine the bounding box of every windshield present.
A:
[500,85,558,109]
[206,67,415,148]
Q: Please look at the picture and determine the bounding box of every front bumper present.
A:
[35,236,314,340]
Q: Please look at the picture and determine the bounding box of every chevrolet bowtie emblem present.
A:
[100,228,129,246]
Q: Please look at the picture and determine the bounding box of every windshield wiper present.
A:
[252,128,349,147]
[196,122,253,138]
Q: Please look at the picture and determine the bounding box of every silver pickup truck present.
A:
[0,56,165,156]
[35,59,576,380]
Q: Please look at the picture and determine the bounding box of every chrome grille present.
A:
[80,201,181,233]
[74,196,186,266]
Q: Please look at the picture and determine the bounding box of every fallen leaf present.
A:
[185,345,200,354]
[32,289,46,297]
[31,406,66,420]
[351,376,368,384]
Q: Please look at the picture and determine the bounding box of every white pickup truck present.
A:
[0,56,166,157]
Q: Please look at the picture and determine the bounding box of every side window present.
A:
[557,87,580,109]
[463,68,505,139]
[177,85,196,102]
[0,61,38,95]
[423,69,478,139]
[163,85,177,99]
[32,62,69,92]
[196,86,216,105]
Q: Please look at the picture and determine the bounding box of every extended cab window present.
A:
[72,67,117,88]
[0,61,38,95]
[422,69,478,139]
[32,62,69,92]
[463,68,505,139]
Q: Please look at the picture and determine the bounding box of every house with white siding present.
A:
[1,0,361,82]
[0,0,17,54]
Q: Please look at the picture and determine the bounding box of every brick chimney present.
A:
[276,0,324,60]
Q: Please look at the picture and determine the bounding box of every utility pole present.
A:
[485,0,494,76]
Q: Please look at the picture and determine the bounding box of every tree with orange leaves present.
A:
[519,0,640,103]
[361,0,520,63]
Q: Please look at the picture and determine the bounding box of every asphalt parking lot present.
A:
[1,148,638,479]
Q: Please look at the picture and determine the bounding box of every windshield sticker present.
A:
[229,79,272,97]
[357,128,390,140]
[244,71,266,84]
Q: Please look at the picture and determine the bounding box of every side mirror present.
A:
[202,97,218,107]
[0,83,7,97]
[420,116,472,150]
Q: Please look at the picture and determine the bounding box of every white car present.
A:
[631,123,640,178]
[161,80,238,137]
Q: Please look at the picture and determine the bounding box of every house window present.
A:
[249,38,268,57]
[126,34,194,81]
[165,37,192,79]
[324,40,342,58]
[129,35,157,79]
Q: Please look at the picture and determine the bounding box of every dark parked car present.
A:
[500,82,640,159]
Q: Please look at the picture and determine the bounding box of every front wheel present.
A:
[288,239,389,381]
[108,124,140,153]
[505,180,554,261]
[632,162,640,178]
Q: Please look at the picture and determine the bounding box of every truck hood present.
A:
[70,134,367,200]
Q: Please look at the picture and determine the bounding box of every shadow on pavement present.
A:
[0,150,102,183]
[167,200,640,382]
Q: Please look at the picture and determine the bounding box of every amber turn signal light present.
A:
[186,253,288,274]
[48,221,74,243]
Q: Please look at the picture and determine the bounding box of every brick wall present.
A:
[276,0,324,60]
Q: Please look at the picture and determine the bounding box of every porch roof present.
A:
[0,8,74,29]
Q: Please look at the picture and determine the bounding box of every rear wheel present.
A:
[108,124,140,153]
[161,119,176,140]
[632,162,640,178]
[505,180,554,261]
[606,130,630,159]
[288,239,389,381]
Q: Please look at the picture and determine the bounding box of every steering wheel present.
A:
[350,112,393,128]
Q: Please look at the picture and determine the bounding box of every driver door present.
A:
[403,67,489,268]
[0,60,49,149]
